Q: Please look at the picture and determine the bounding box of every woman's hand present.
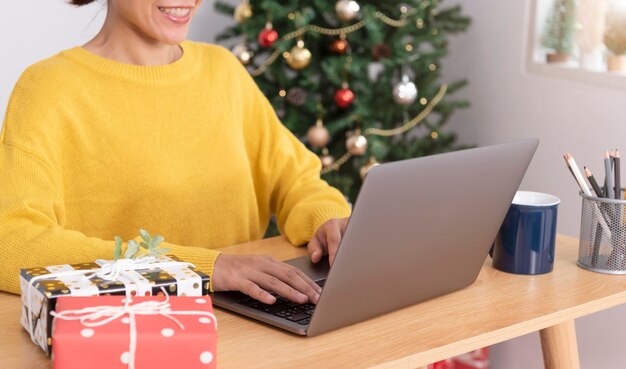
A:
[307,217,349,266]
[212,254,322,305]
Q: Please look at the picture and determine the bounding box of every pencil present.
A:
[615,150,621,199]
[564,153,592,196]
[584,167,604,198]
[605,151,615,199]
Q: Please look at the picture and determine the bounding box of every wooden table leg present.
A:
[539,320,580,369]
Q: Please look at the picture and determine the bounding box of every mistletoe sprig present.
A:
[113,229,171,261]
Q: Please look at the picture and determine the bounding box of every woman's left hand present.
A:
[307,217,349,266]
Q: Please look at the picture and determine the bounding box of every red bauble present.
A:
[330,39,349,54]
[258,27,279,48]
[334,87,355,108]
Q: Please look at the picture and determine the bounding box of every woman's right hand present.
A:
[211,254,322,305]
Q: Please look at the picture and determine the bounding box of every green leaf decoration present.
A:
[125,240,140,259]
[139,229,151,243]
[114,236,123,261]
[151,235,165,249]
[111,229,168,260]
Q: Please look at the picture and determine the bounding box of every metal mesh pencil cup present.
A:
[578,190,626,274]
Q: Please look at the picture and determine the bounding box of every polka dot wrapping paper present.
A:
[427,348,489,369]
[19,255,210,355]
[51,295,217,369]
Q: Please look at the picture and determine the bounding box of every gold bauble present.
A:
[234,3,253,23]
[321,154,335,168]
[360,157,380,179]
[307,119,330,148]
[346,131,368,156]
[320,148,334,168]
[286,40,312,70]
[232,43,254,65]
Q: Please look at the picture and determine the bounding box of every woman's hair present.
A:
[69,0,97,5]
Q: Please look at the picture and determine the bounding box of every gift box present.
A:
[20,255,210,355]
[51,295,217,369]
[428,348,489,369]
[453,348,489,369]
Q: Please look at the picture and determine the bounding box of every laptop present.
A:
[212,139,539,337]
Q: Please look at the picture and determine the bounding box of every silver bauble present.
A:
[392,75,418,105]
[335,0,360,22]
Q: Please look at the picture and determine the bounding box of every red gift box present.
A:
[51,295,217,369]
[453,348,489,369]
[428,348,489,369]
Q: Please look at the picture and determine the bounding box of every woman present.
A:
[0,0,351,305]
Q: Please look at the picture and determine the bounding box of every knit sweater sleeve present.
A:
[231,52,352,246]
[0,75,220,295]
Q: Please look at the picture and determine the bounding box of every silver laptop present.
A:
[213,139,539,336]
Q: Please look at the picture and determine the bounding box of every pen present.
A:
[584,167,604,198]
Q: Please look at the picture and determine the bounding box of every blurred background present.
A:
[3,1,626,368]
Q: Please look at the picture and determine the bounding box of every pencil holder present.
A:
[578,190,626,274]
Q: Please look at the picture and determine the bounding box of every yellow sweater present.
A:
[0,41,351,294]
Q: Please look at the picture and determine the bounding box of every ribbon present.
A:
[25,257,197,350]
[50,291,217,369]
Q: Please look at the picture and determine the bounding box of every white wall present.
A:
[444,1,626,368]
[3,1,626,368]
[0,0,229,119]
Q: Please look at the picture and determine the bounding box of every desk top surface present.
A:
[2,235,626,369]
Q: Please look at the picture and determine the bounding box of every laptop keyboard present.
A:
[238,279,325,326]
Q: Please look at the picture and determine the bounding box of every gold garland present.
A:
[365,84,446,137]
[251,8,419,76]
[321,84,447,174]
[320,152,353,174]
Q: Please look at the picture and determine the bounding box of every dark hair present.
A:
[69,0,97,6]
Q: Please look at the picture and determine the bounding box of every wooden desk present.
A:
[2,235,626,369]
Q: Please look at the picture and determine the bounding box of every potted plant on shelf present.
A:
[604,3,626,72]
[541,0,576,63]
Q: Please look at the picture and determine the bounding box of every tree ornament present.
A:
[286,87,308,106]
[232,43,254,65]
[320,148,335,168]
[346,130,368,156]
[392,74,418,105]
[286,40,312,70]
[258,22,279,48]
[330,38,350,55]
[234,2,253,23]
[334,83,355,108]
[335,0,360,22]
[372,44,392,60]
[360,157,380,179]
[307,118,330,148]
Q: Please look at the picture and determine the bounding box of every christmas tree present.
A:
[215,0,471,204]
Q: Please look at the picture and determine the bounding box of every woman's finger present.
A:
[307,234,325,263]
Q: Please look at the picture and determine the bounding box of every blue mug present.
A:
[491,191,560,275]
